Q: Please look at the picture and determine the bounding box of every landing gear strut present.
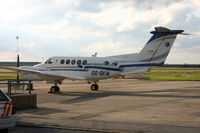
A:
[90,84,99,91]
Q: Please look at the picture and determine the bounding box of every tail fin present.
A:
[137,26,184,64]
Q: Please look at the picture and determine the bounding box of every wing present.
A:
[0,66,86,80]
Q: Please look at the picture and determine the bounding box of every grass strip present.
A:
[151,67,200,70]
[142,71,200,81]
[0,76,17,79]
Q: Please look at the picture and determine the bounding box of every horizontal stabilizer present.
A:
[180,33,192,35]
[152,26,184,34]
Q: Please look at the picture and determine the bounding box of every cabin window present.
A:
[104,61,109,65]
[60,59,65,64]
[82,60,87,65]
[66,59,70,64]
[71,60,76,65]
[77,60,81,65]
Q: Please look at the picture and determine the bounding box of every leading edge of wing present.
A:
[0,66,66,80]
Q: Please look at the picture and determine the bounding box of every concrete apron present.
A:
[16,113,200,133]
[14,80,200,133]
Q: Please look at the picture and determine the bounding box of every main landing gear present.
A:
[88,81,99,91]
[50,86,60,93]
[49,81,61,93]
[49,80,100,93]
[90,84,99,91]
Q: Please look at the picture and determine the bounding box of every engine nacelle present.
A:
[19,72,43,80]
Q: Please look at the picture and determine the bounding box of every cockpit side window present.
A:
[48,59,53,64]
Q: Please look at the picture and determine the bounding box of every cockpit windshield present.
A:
[45,59,53,64]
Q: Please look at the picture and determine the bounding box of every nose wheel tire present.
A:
[90,84,99,91]
[50,86,60,93]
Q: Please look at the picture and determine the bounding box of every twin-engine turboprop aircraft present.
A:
[1,26,186,93]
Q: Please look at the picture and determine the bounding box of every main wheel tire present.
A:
[50,86,60,93]
[50,86,56,93]
[95,84,99,91]
[90,84,99,91]
[90,84,96,91]
[55,86,60,92]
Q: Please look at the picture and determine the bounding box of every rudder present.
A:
[137,27,184,64]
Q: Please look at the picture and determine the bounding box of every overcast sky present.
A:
[0,0,199,64]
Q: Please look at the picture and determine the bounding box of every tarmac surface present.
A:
[2,79,200,133]
[10,126,99,133]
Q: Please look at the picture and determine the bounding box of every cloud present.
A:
[0,42,16,52]
[0,52,17,61]
[132,0,182,10]
[0,0,199,64]
[81,40,139,57]
[192,0,200,8]
[166,45,200,64]
[77,0,188,32]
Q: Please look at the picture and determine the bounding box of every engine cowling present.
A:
[19,72,43,80]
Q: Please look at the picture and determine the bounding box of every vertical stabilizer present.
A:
[137,27,184,64]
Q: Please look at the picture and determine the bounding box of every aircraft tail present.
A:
[137,27,184,64]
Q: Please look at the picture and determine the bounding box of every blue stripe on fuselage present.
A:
[38,62,164,72]
[119,62,164,68]
[84,66,122,71]
[50,69,87,72]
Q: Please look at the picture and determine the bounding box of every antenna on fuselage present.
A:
[92,52,97,57]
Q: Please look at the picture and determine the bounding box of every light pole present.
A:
[16,36,20,81]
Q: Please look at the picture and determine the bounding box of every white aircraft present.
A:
[1,26,186,93]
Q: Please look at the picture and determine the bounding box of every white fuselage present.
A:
[19,55,151,81]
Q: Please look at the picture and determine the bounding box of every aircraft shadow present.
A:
[59,87,200,104]
[18,107,67,116]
